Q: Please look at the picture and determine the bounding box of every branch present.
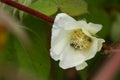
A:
[0,0,54,23]
[91,39,120,80]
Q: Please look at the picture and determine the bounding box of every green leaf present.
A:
[29,0,88,16]
[0,14,50,79]
[111,13,120,41]
[60,0,88,16]
[14,15,50,80]
[30,0,57,16]
[0,34,18,65]
[0,34,19,80]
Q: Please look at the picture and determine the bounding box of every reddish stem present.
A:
[102,44,112,51]
[0,0,54,23]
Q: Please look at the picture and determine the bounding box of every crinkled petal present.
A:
[82,26,92,37]
[53,13,80,30]
[50,30,69,61]
[51,26,61,42]
[51,27,70,44]
[59,44,86,69]
[86,23,103,35]
[50,38,68,61]
[97,39,105,51]
[77,20,88,28]
[50,51,58,61]
[75,62,88,70]
[82,37,104,60]
[77,20,92,37]
[82,38,98,60]
[50,51,61,61]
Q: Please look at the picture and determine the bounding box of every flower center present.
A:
[70,29,92,50]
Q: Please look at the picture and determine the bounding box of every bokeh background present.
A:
[0,0,120,80]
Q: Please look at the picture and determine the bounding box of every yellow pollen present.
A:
[70,29,92,50]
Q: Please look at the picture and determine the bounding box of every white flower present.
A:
[50,13,105,70]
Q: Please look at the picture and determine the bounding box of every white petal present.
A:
[50,30,69,61]
[50,51,61,61]
[82,27,92,37]
[51,27,70,44]
[82,37,104,60]
[59,44,86,69]
[51,26,61,42]
[77,20,93,37]
[50,38,68,61]
[82,38,98,60]
[75,62,88,70]
[97,39,105,51]
[53,13,80,30]
[86,22,102,35]
[77,20,88,28]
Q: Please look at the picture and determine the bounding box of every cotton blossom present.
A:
[50,13,105,70]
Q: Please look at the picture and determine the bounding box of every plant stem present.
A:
[0,0,54,23]
[102,44,112,50]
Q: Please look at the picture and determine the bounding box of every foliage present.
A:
[30,0,88,16]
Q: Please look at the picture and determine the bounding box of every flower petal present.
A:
[53,13,80,30]
[75,62,88,70]
[77,20,88,28]
[82,38,98,60]
[82,37,105,60]
[50,51,61,61]
[59,44,86,69]
[86,23,103,35]
[50,38,68,61]
[50,30,69,61]
[82,26,92,37]
[97,39,105,51]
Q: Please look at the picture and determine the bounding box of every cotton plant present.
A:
[50,13,105,70]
